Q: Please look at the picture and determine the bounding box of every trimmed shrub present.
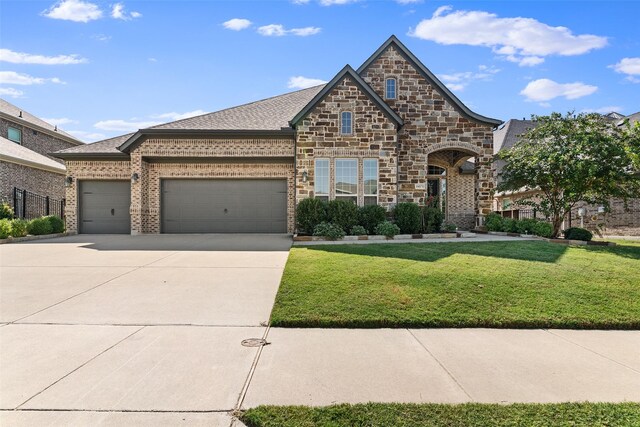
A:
[485,213,504,232]
[0,219,11,239]
[516,218,538,235]
[313,222,345,240]
[27,217,53,236]
[393,202,422,234]
[502,218,519,233]
[358,204,386,235]
[374,221,400,238]
[564,227,593,241]
[327,199,359,233]
[533,221,553,238]
[10,219,28,237]
[0,202,13,220]
[350,225,368,236]
[423,207,444,233]
[442,222,457,232]
[44,215,65,234]
[296,198,327,235]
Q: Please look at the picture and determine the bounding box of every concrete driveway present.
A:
[0,234,291,426]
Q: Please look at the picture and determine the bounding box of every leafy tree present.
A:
[496,112,640,237]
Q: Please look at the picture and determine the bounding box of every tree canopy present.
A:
[496,112,640,237]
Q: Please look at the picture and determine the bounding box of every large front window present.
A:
[335,159,357,204]
[363,159,378,205]
[314,158,329,201]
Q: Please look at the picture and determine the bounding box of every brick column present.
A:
[474,144,494,227]
[129,150,147,235]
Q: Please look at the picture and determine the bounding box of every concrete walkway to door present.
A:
[1,234,639,427]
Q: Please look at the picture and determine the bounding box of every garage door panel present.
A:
[80,181,131,234]
[161,179,287,233]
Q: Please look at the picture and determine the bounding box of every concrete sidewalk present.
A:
[241,328,640,407]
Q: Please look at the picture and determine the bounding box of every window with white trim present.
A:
[335,158,357,204]
[363,159,378,205]
[8,127,22,144]
[340,111,352,135]
[314,158,329,201]
[385,78,396,100]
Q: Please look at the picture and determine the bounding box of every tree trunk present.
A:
[552,215,564,238]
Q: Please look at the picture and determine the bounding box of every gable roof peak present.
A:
[289,64,403,128]
[357,35,502,127]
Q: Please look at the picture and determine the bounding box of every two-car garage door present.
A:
[162,179,287,233]
[79,179,287,234]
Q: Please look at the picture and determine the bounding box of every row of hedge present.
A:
[0,215,65,239]
[485,213,554,238]
[296,199,454,239]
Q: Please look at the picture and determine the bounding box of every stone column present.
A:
[474,144,494,228]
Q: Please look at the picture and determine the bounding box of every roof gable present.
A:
[290,65,403,128]
[357,35,501,127]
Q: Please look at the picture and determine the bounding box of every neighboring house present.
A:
[54,35,501,235]
[0,99,83,207]
[493,114,640,236]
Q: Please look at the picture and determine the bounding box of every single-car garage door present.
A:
[161,179,287,233]
[79,181,131,234]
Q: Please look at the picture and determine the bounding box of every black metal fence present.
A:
[499,208,553,222]
[13,188,65,220]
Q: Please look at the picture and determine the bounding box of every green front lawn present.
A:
[270,240,640,328]
[242,403,640,427]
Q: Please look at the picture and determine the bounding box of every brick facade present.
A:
[359,45,495,226]
[1,118,76,164]
[0,161,65,202]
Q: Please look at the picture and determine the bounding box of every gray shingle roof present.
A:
[151,85,325,131]
[55,133,133,157]
[0,98,81,144]
[493,119,537,179]
[0,136,66,173]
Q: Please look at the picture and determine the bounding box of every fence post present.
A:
[22,189,27,219]
[13,188,17,218]
[533,208,537,219]
[46,196,50,216]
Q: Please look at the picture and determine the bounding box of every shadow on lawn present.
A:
[305,240,571,264]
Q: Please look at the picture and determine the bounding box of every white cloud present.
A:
[42,117,78,126]
[223,18,252,31]
[92,34,111,42]
[320,0,357,5]
[292,0,311,4]
[42,0,102,23]
[438,65,499,91]
[288,76,328,89]
[610,57,640,83]
[520,79,597,102]
[0,49,87,65]
[67,130,106,142]
[257,24,321,37]
[0,87,24,98]
[410,7,607,66]
[580,106,623,114]
[151,110,207,121]
[396,0,422,4]
[148,57,158,62]
[111,3,141,20]
[0,71,64,85]
[94,119,161,132]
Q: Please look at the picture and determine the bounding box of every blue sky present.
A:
[1,0,639,143]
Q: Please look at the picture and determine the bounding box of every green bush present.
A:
[533,221,553,238]
[0,219,11,239]
[502,218,519,233]
[10,219,28,237]
[442,222,457,232]
[350,225,368,236]
[358,204,386,234]
[485,213,504,231]
[375,221,400,238]
[564,227,593,241]
[327,199,359,233]
[393,202,422,234]
[296,198,327,235]
[27,217,53,236]
[0,202,13,220]
[423,207,444,233]
[44,215,65,233]
[516,218,538,234]
[313,222,345,240]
